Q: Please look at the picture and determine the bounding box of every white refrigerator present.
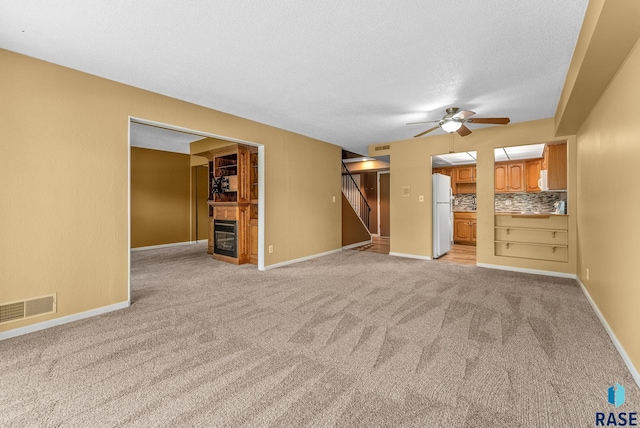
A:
[432,173,453,258]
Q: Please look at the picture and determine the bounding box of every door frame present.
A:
[128,117,265,304]
[377,170,390,237]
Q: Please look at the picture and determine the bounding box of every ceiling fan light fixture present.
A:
[441,120,462,133]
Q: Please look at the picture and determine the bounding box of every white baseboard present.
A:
[0,301,130,341]
[131,240,205,252]
[342,240,372,250]
[263,249,342,270]
[477,263,577,279]
[576,278,640,390]
[389,252,431,261]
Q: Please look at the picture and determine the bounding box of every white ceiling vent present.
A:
[0,294,57,325]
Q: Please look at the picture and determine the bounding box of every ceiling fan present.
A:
[408,107,510,138]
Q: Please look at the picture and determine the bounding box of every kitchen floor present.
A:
[435,244,476,266]
[352,238,476,266]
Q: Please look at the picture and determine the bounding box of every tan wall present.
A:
[372,119,576,274]
[0,49,341,332]
[131,148,191,247]
[192,166,209,242]
[575,38,640,370]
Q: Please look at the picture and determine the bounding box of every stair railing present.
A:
[342,161,371,230]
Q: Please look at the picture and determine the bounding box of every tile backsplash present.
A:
[453,192,568,213]
[494,192,567,213]
[453,194,476,211]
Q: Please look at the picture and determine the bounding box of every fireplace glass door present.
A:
[214,220,237,258]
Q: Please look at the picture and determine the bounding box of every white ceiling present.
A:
[130,123,206,154]
[433,152,477,167]
[0,1,589,156]
[494,143,546,162]
[432,143,546,166]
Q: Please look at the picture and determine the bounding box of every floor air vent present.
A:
[0,294,56,325]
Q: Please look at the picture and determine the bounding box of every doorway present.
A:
[128,117,265,303]
[431,152,477,266]
[378,171,390,237]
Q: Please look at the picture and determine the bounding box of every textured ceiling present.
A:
[0,0,588,156]
[130,123,205,154]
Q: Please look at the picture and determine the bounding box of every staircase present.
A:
[342,161,372,236]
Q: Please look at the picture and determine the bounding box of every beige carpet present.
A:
[1,243,638,427]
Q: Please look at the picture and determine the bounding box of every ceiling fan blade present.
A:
[406,120,439,125]
[468,117,510,125]
[456,124,472,136]
[414,125,440,138]
[452,110,476,120]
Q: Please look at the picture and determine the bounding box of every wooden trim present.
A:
[212,253,241,264]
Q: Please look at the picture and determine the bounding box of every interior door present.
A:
[379,172,390,237]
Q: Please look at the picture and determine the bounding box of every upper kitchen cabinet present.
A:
[456,165,476,183]
[432,152,477,195]
[546,143,567,190]
[525,159,542,192]
[433,167,454,179]
[495,162,525,193]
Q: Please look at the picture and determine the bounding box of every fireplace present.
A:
[214,220,237,258]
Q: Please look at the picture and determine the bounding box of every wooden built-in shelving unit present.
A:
[196,144,258,265]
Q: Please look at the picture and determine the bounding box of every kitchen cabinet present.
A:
[547,143,567,190]
[433,167,454,179]
[525,159,542,192]
[456,165,476,183]
[495,162,525,193]
[454,212,476,245]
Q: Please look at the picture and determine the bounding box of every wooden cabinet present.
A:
[213,206,237,220]
[236,204,250,264]
[495,162,525,193]
[547,143,567,190]
[435,165,478,195]
[209,145,251,203]
[207,217,213,255]
[433,167,454,179]
[249,149,258,264]
[525,159,542,192]
[454,212,476,245]
[199,143,258,265]
[456,165,476,183]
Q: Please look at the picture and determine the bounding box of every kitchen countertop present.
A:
[453,210,476,213]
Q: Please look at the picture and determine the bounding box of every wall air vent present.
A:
[0,294,56,325]
[374,145,390,151]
